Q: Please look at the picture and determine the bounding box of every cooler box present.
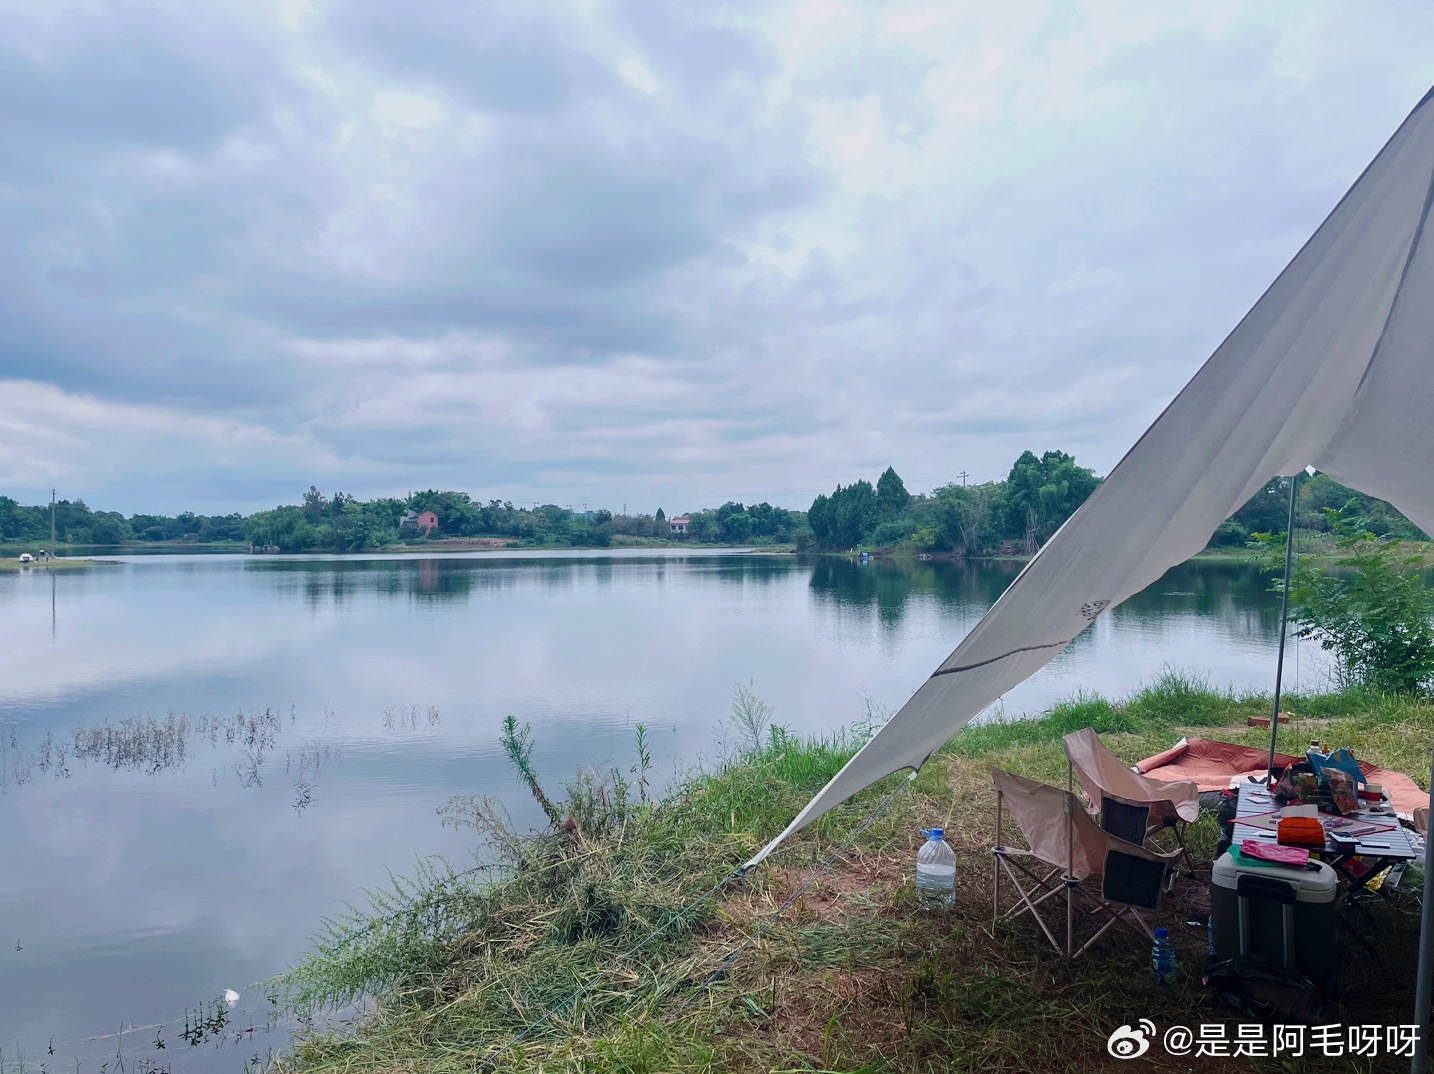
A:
[1210,851,1339,984]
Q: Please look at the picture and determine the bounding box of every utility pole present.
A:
[958,471,969,487]
[50,489,56,549]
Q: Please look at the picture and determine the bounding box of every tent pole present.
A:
[1413,746,1434,1074]
[1266,472,1300,782]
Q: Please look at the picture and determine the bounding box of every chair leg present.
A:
[1157,822,1196,892]
[1065,785,1074,958]
[993,794,1002,930]
[1066,879,1075,958]
[994,854,1065,954]
[992,851,1000,933]
[1071,912,1123,957]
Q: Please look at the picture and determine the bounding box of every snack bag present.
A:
[1275,762,1321,804]
[1324,769,1360,815]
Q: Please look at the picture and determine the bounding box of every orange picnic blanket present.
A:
[1136,737,1427,817]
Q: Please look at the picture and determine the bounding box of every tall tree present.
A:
[997,450,1099,550]
[302,485,327,520]
[876,466,910,517]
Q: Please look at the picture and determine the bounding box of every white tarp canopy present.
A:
[747,85,1434,871]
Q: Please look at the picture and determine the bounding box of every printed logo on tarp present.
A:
[1105,1022,1421,1059]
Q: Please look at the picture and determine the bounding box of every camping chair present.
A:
[992,767,1178,957]
[1063,728,1200,887]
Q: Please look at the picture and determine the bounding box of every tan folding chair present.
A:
[992,767,1177,957]
[1063,727,1200,885]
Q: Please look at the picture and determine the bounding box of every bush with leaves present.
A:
[1256,504,1434,694]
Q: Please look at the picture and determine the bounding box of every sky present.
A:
[1,1,1432,517]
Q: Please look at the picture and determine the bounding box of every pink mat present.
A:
[1136,737,1428,817]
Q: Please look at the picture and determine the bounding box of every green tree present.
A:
[925,482,995,556]
[997,450,1099,552]
[876,466,910,518]
[302,486,327,520]
[1257,505,1434,694]
[808,482,881,549]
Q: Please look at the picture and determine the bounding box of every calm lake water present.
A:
[0,550,1324,1070]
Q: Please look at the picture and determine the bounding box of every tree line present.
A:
[1213,472,1427,547]
[3,459,1422,554]
[804,452,1426,555]
[0,496,246,546]
[0,487,803,553]
[805,450,1101,554]
[240,489,805,551]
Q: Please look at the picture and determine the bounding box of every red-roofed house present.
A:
[669,515,690,535]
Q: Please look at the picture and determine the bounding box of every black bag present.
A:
[1203,955,1324,1023]
[1214,789,1238,856]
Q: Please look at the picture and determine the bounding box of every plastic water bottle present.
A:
[916,828,957,908]
[1152,927,1177,986]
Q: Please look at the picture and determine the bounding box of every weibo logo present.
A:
[1107,1020,1156,1059]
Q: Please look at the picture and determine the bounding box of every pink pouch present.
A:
[1240,839,1311,867]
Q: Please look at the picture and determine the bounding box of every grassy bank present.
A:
[274,675,1433,1074]
[0,556,119,572]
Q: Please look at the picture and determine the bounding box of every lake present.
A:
[0,550,1323,1071]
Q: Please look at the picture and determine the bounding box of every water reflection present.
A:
[808,557,1025,630]
[239,553,806,606]
[0,707,338,807]
[0,550,1344,1074]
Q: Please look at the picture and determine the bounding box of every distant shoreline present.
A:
[8,539,1425,565]
[0,557,121,572]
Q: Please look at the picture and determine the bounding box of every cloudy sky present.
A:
[1,1,1432,516]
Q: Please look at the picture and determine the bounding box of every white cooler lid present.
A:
[1213,849,1338,896]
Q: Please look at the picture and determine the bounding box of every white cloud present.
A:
[0,381,343,505]
[1,1,1432,513]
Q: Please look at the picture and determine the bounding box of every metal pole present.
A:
[1266,472,1299,781]
[1413,746,1434,1074]
[1066,765,1074,957]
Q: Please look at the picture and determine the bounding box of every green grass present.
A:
[0,557,118,572]
[270,679,1434,1074]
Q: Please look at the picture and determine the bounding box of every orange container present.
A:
[1277,816,1326,847]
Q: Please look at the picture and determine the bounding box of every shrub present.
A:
[1257,506,1434,694]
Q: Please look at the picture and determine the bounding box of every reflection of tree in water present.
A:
[808,558,1285,643]
[253,558,479,604]
[1116,562,1277,623]
[246,554,810,607]
[807,557,1023,629]
[0,708,339,809]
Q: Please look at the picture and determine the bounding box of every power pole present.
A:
[50,489,56,548]
[958,470,969,487]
